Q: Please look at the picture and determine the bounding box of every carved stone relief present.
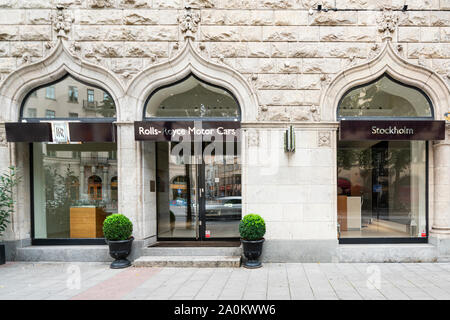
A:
[178,6,201,40]
[376,6,399,41]
[318,131,331,147]
[52,5,74,40]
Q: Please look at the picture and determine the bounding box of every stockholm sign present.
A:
[339,120,445,141]
[134,121,240,141]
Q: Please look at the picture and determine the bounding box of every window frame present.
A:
[20,73,117,123]
[336,73,434,121]
[24,73,118,246]
[336,73,432,245]
[143,73,242,122]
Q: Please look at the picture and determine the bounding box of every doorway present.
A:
[156,141,241,240]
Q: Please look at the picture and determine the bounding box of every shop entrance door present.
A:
[371,141,389,222]
[156,141,241,240]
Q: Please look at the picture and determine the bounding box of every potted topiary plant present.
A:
[239,214,266,269]
[103,213,134,269]
[0,167,20,265]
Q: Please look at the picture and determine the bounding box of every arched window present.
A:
[337,74,433,119]
[336,73,431,243]
[144,74,240,120]
[88,175,102,200]
[21,74,116,121]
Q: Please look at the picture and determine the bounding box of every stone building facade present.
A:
[0,0,449,262]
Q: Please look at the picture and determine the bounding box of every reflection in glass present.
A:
[145,75,240,119]
[337,140,426,239]
[22,75,116,119]
[156,142,198,239]
[33,143,118,239]
[338,75,432,118]
[204,146,241,239]
[154,141,241,239]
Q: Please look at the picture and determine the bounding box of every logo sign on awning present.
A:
[51,122,70,144]
[339,120,445,141]
[134,121,241,141]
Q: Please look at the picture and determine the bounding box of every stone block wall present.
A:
[0,1,449,123]
[0,0,449,252]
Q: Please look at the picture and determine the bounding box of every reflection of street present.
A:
[167,204,240,238]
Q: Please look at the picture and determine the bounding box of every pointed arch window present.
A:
[337,74,433,119]
[21,74,116,121]
[144,74,240,120]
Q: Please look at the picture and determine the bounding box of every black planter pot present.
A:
[241,238,264,269]
[0,244,5,265]
[106,237,134,269]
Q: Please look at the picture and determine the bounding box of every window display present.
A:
[33,142,118,239]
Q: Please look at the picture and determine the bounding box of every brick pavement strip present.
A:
[1,262,450,300]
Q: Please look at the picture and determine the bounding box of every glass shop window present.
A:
[145,75,240,119]
[32,142,118,239]
[337,73,432,241]
[338,74,432,118]
[22,75,116,120]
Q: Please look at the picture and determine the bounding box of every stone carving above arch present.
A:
[0,39,124,122]
[127,39,259,123]
[320,40,450,122]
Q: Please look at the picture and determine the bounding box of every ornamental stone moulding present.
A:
[52,5,74,40]
[178,6,201,41]
[125,40,259,123]
[0,39,124,122]
[376,6,399,41]
[320,40,450,122]
[318,131,331,148]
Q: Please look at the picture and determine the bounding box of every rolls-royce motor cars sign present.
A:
[339,120,445,141]
[134,121,241,141]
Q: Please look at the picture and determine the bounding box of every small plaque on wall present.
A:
[150,180,156,192]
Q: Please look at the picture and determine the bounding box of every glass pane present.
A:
[156,142,198,239]
[338,75,432,118]
[145,76,239,118]
[23,75,116,119]
[204,142,241,239]
[33,142,118,239]
[337,140,427,239]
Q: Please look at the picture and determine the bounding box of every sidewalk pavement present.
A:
[0,262,449,300]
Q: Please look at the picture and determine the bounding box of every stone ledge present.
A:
[15,245,112,262]
[133,256,241,268]
[143,246,242,256]
[337,244,438,263]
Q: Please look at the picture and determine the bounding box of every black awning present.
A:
[5,122,116,143]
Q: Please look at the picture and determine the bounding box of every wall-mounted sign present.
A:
[51,122,70,144]
[445,112,450,122]
[134,121,240,141]
[339,120,445,141]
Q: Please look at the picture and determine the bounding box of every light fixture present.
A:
[284,125,295,153]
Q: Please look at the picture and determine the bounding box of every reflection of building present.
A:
[23,75,115,119]
[41,146,118,210]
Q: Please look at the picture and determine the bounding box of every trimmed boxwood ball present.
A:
[103,214,133,241]
[239,214,266,241]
